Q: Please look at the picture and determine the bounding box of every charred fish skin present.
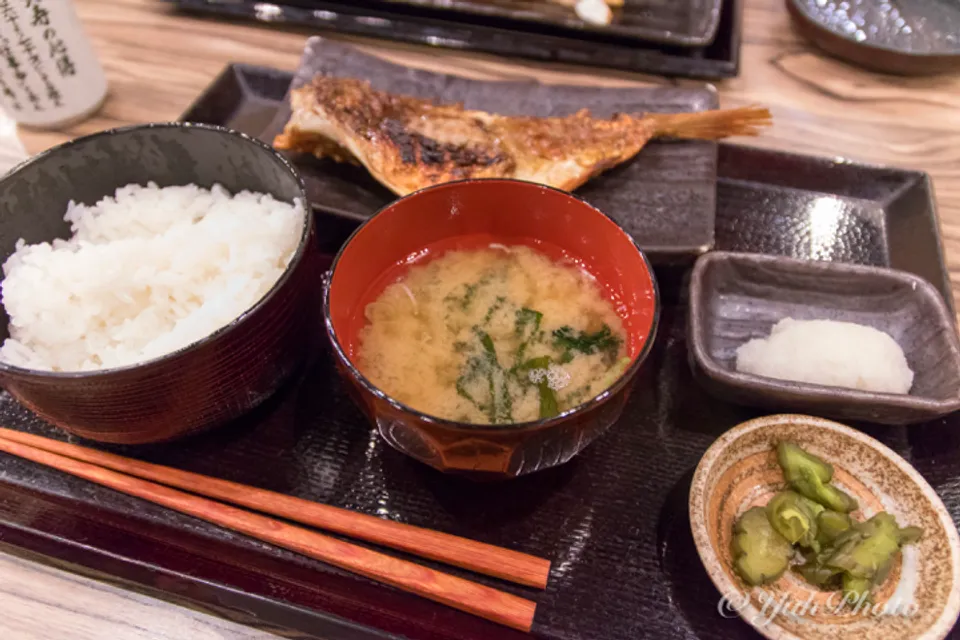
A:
[276,77,513,195]
[275,76,772,195]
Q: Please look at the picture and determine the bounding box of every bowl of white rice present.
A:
[0,123,317,444]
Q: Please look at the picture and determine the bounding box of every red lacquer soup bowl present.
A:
[324,179,659,478]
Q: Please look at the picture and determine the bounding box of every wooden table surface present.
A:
[2,0,959,637]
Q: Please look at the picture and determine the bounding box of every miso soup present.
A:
[357,244,629,424]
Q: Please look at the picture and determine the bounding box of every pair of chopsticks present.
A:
[0,427,549,632]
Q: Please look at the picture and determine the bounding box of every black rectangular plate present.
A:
[165,0,742,80]
[182,57,954,302]
[361,0,723,47]
[253,37,718,265]
[0,63,956,640]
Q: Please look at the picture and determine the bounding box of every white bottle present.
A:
[0,0,107,128]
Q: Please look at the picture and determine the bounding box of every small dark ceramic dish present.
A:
[787,0,960,76]
[688,252,960,425]
[0,123,317,444]
[323,179,659,478]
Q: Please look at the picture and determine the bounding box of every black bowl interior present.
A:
[0,124,306,347]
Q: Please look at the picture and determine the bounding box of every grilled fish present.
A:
[274,76,771,196]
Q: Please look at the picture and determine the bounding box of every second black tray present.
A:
[181,62,953,311]
[166,0,741,79]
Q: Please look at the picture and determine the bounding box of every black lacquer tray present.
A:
[364,0,724,47]
[165,0,742,79]
[0,63,957,640]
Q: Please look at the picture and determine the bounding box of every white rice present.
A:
[735,318,914,394]
[0,182,305,372]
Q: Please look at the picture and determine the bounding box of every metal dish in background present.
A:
[164,0,743,79]
[368,0,724,47]
[787,0,960,75]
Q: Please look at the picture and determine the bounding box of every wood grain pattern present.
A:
[3,0,960,637]
[0,553,279,640]
[0,427,551,589]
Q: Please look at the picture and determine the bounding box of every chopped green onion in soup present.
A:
[358,245,629,424]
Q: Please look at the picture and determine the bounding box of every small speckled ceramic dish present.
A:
[689,414,960,640]
[688,251,960,425]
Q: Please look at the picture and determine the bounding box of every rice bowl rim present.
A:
[0,121,313,379]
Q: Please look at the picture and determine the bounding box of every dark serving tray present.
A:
[0,64,957,640]
[165,0,742,80]
[367,0,724,47]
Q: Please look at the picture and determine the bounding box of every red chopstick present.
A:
[0,433,538,632]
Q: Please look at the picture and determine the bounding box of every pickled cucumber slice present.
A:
[899,525,923,545]
[791,466,859,513]
[777,441,833,484]
[795,555,842,588]
[766,490,820,549]
[842,574,873,605]
[732,506,793,586]
[826,513,900,580]
[817,510,853,546]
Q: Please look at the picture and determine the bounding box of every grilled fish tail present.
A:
[644,105,773,141]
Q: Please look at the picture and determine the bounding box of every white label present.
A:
[0,0,106,127]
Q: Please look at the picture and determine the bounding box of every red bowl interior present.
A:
[328,179,658,373]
